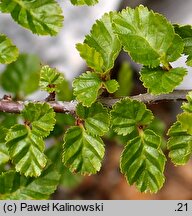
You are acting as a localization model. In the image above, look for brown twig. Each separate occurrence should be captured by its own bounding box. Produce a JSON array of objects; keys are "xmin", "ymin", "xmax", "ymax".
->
[{"xmin": 0, "ymin": 90, "xmax": 189, "ymax": 114}]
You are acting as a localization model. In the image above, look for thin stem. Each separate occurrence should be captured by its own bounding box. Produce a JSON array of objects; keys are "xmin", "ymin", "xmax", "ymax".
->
[{"xmin": 0, "ymin": 90, "xmax": 189, "ymax": 114}]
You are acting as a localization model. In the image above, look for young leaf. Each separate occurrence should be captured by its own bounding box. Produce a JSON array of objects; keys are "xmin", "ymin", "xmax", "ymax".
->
[
  {"xmin": 0, "ymin": 34, "xmax": 19, "ymax": 64},
  {"xmin": 176, "ymin": 91, "xmax": 192, "ymax": 136},
  {"xmin": 73, "ymin": 72, "xmax": 102, "ymax": 107},
  {"xmin": 76, "ymin": 103, "xmax": 110, "ymax": 136},
  {"xmin": 167, "ymin": 122, "xmax": 192, "ymax": 165},
  {"xmin": 121, "ymin": 129, "xmax": 166, "ymax": 193},
  {"xmin": 73, "ymin": 71, "xmax": 120, "ymax": 106},
  {"xmin": 22, "ymin": 103, "xmax": 56, "ymax": 138},
  {"xmin": 103, "ymin": 80, "xmax": 119, "ymax": 93},
  {"xmin": 39, "ymin": 65, "xmax": 64, "ymax": 93},
  {"xmin": 140, "ymin": 67, "xmax": 187, "ymax": 94},
  {"xmin": 0, "ymin": 0, "xmax": 64, "ymax": 36},
  {"xmin": 76, "ymin": 43, "xmax": 104, "ymax": 73},
  {"xmin": 6, "ymin": 125, "xmax": 47, "ymax": 177},
  {"xmin": 111, "ymin": 99, "xmax": 154, "ymax": 136},
  {"xmin": 1, "ymin": 54, "xmax": 41, "ymax": 98},
  {"xmin": 113, "ymin": 5, "xmax": 182, "ymax": 67},
  {"xmin": 81, "ymin": 12, "xmax": 121, "ymax": 72},
  {"xmin": 70, "ymin": 0, "xmax": 98, "ymax": 6},
  {"xmin": 174, "ymin": 25, "xmax": 192, "ymax": 66},
  {"xmin": 63, "ymin": 126, "xmax": 105, "ymax": 175},
  {"xmin": 181, "ymin": 91, "xmax": 192, "ymax": 113},
  {"xmin": 177, "ymin": 113, "xmax": 192, "ymax": 135},
  {"xmin": 0, "ymin": 165, "xmax": 60, "ymax": 199}
]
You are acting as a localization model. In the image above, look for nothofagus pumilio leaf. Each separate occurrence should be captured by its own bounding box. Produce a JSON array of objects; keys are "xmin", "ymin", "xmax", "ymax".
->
[
  {"xmin": 5, "ymin": 103, "xmax": 56, "ymax": 177},
  {"xmin": 140, "ymin": 67, "xmax": 187, "ymax": 95},
  {"xmin": 63, "ymin": 102, "xmax": 110, "ymax": 175},
  {"xmin": 177, "ymin": 91, "xmax": 192, "ymax": 135},
  {"xmin": 77, "ymin": 12, "xmax": 121, "ymax": 73},
  {"xmin": 0, "ymin": 127, "xmax": 9, "ymax": 165},
  {"xmin": 168, "ymin": 91, "xmax": 192, "ymax": 165},
  {"xmin": 73, "ymin": 71, "xmax": 119, "ymax": 106},
  {"xmin": 76, "ymin": 102, "xmax": 110, "ymax": 136},
  {"xmin": 0, "ymin": 0, "xmax": 64, "ymax": 36},
  {"xmin": 121, "ymin": 129, "xmax": 166, "ymax": 193},
  {"xmin": 111, "ymin": 99, "xmax": 166, "ymax": 192},
  {"xmin": 167, "ymin": 122, "xmax": 192, "ymax": 165},
  {"xmin": 0, "ymin": 34, "xmax": 19, "ymax": 64},
  {"xmin": 6, "ymin": 124, "xmax": 47, "ymax": 177},
  {"xmin": 113, "ymin": 5, "xmax": 183, "ymax": 68},
  {"xmin": 63, "ymin": 126, "xmax": 105, "ymax": 175},
  {"xmin": 174, "ymin": 24, "xmax": 192, "ymax": 66},
  {"xmin": 111, "ymin": 98, "xmax": 154, "ymax": 136},
  {"xmin": 0, "ymin": 165, "xmax": 60, "ymax": 200},
  {"xmin": 39, "ymin": 65, "xmax": 64, "ymax": 93}
]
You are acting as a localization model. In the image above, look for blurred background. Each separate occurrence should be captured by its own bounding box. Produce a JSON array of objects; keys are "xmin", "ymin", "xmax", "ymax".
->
[{"xmin": 0, "ymin": 0, "xmax": 192, "ymax": 199}]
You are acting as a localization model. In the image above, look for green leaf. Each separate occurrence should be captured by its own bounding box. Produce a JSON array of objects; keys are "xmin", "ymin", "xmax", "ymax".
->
[
  {"xmin": 73, "ymin": 72, "xmax": 102, "ymax": 107},
  {"xmin": 174, "ymin": 24, "xmax": 192, "ymax": 38},
  {"xmin": 57, "ymin": 79, "xmax": 73, "ymax": 101},
  {"xmin": 177, "ymin": 91, "xmax": 192, "ymax": 136},
  {"xmin": 83, "ymin": 12, "xmax": 121, "ymax": 72},
  {"xmin": 174, "ymin": 25, "xmax": 192, "ymax": 66},
  {"xmin": 103, "ymin": 79, "xmax": 119, "ymax": 93},
  {"xmin": 167, "ymin": 122, "xmax": 192, "ymax": 165},
  {"xmin": 0, "ymin": 165, "xmax": 60, "ymax": 199},
  {"xmin": 0, "ymin": 127, "xmax": 9, "ymax": 165},
  {"xmin": 39, "ymin": 65, "xmax": 64, "ymax": 93},
  {"xmin": 0, "ymin": 34, "xmax": 19, "ymax": 64},
  {"xmin": 115, "ymin": 62, "xmax": 133, "ymax": 97},
  {"xmin": 178, "ymin": 113, "xmax": 192, "ymax": 135},
  {"xmin": 76, "ymin": 43, "xmax": 104, "ymax": 73},
  {"xmin": 63, "ymin": 126, "xmax": 105, "ymax": 175},
  {"xmin": 0, "ymin": 0, "xmax": 63, "ymax": 36},
  {"xmin": 0, "ymin": 114, "xmax": 18, "ymax": 166},
  {"xmin": 181, "ymin": 91, "xmax": 192, "ymax": 113},
  {"xmin": 121, "ymin": 129, "xmax": 166, "ymax": 193},
  {"xmin": 6, "ymin": 125, "xmax": 47, "ymax": 177},
  {"xmin": 147, "ymin": 118, "xmax": 166, "ymax": 149},
  {"xmin": 166, "ymin": 34, "xmax": 184, "ymax": 63},
  {"xmin": 70, "ymin": 0, "xmax": 98, "ymax": 6},
  {"xmin": 183, "ymin": 38, "xmax": 192, "ymax": 66},
  {"xmin": 1, "ymin": 54, "xmax": 40, "ymax": 98},
  {"xmin": 46, "ymin": 143, "xmax": 83, "ymax": 189},
  {"xmin": 0, "ymin": 113, "xmax": 18, "ymax": 129},
  {"xmin": 73, "ymin": 72, "xmax": 121, "ymax": 106},
  {"xmin": 76, "ymin": 103, "xmax": 110, "ymax": 136},
  {"xmin": 113, "ymin": 5, "xmax": 182, "ymax": 67},
  {"xmin": 111, "ymin": 98, "xmax": 154, "ymax": 136},
  {"xmin": 140, "ymin": 67, "xmax": 187, "ymax": 94},
  {"xmin": 22, "ymin": 103, "xmax": 56, "ymax": 138}
]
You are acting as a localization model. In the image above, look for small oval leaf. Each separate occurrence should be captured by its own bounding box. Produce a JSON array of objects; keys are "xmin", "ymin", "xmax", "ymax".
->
[
  {"xmin": 63, "ymin": 126, "xmax": 105, "ymax": 175},
  {"xmin": 111, "ymin": 98, "xmax": 154, "ymax": 136},
  {"xmin": 76, "ymin": 102, "xmax": 110, "ymax": 136},
  {"xmin": 121, "ymin": 129, "xmax": 166, "ymax": 193}
]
